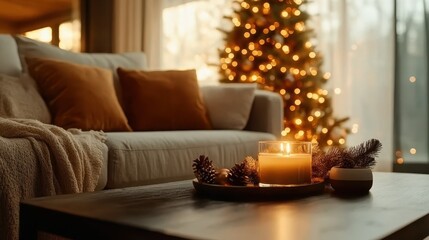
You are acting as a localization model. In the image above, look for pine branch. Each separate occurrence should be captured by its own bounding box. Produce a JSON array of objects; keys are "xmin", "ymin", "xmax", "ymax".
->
[
  {"xmin": 312, "ymin": 147, "xmax": 348, "ymax": 178},
  {"xmin": 312, "ymin": 139, "xmax": 382, "ymax": 178},
  {"xmin": 346, "ymin": 139, "xmax": 382, "ymax": 167}
]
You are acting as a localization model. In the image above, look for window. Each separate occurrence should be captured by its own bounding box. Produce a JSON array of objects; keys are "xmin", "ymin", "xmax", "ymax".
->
[
  {"xmin": 24, "ymin": 20, "xmax": 81, "ymax": 52},
  {"xmin": 394, "ymin": 0, "xmax": 429, "ymax": 173},
  {"xmin": 146, "ymin": 0, "xmax": 232, "ymax": 85}
]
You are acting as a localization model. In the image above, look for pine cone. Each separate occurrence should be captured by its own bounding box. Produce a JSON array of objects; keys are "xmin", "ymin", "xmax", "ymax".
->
[
  {"xmin": 192, "ymin": 155, "xmax": 216, "ymax": 184},
  {"xmin": 243, "ymin": 156, "xmax": 259, "ymax": 185},
  {"xmin": 228, "ymin": 162, "xmax": 249, "ymax": 186}
]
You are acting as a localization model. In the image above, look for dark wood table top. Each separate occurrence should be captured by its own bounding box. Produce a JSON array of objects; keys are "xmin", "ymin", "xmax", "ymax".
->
[{"xmin": 20, "ymin": 172, "xmax": 429, "ymax": 240}]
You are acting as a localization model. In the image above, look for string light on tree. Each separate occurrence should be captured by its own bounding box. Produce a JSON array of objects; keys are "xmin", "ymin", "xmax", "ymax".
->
[{"xmin": 219, "ymin": 0, "xmax": 350, "ymax": 148}]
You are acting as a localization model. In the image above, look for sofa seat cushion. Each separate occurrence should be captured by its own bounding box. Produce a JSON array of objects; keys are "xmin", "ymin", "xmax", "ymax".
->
[{"xmin": 104, "ymin": 130, "xmax": 276, "ymax": 188}]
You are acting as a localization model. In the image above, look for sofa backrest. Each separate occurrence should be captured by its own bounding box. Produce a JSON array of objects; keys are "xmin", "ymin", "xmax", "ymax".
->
[
  {"xmin": 0, "ymin": 34, "xmax": 22, "ymax": 77},
  {"xmin": 14, "ymin": 35, "xmax": 147, "ymax": 102}
]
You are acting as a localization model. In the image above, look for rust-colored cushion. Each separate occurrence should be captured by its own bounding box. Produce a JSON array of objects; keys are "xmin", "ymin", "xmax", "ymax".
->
[
  {"xmin": 117, "ymin": 68, "xmax": 211, "ymax": 131},
  {"xmin": 26, "ymin": 57, "xmax": 132, "ymax": 131}
]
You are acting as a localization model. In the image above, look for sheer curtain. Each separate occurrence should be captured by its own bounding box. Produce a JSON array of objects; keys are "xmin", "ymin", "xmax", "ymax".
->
[
  {"xmin": 142, "ymin": 0, "xmax": 395, "ymax": 171},
  {"xmin": 143, "ymin": 0, "xmax": 231, "ymax": 85},
  {"xmin": 113, "ymin": 0, "xmax": 143, "ymax": 53},
  {"xmin": 309, "ymin": 0, "xmax": 395, "ymax": 171}
]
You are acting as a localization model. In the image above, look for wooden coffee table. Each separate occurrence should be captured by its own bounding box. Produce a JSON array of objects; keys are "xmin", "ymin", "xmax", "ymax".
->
[{"xmin": 20, "ymin": 172, "xmax": 429, "ymax": 240}]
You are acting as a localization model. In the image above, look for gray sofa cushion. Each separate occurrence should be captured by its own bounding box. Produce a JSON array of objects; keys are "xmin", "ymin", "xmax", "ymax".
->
[
  {"xmin": 0, "ymin": 35, "xmax": 22, "ymax": 77},
  {"xmin": 200, "ymin": 84, "xmax": 256, "ymax": 130},
  {"xmin": 0, "ymin": 74, "xmax": 51, "ymax": 123},
  {"xmin": 104, "ymin": 130, "xmax": 276, "ymax": 188}
]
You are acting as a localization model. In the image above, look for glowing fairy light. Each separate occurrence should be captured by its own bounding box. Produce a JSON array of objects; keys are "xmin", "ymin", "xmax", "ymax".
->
[
  {"xmin": 334, "ymin": 88, "xmax": 342, "ymax": 95},
  {"xmin": 282, "ymin": 45, "xmax": 290, "ymax": 53},
  {"xmin": 281, "ymin": 29, "xmax": 289, "ymax": 37},
  {"xmin": 323, "ymin": 72, "xmax": 331, "ymax": 79},
  {"xmin": 232, "ymin": 18, "xmax": 241, "ymax": 27},
  {"xmin": 395, "ymin": 150, "xmax": 402, "ymax": 157},
  {"xmin": 314, "ymin": 111, "xmax": 321, "ymax": 117},
  {"xmin": 248, "ymin": 43, "xmax": 255, "ymax": 50},
  {"xmin": 295, "ymin": 22, "xmax": 305, "ymax": 31},
  {"xmin": 281, "ymin": 10, "xmax": 289, "ymax": 18},
  {"xmin": 241, "ymin": 2, "xmax": 250, "ymax": 9},
  {"xmin": 351, "ymin": 123, "xmax": 359, "ymax": 133}
]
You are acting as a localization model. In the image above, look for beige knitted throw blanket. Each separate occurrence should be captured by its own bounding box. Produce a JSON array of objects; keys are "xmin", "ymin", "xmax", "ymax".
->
[{"xmin": 0, "ymin": 118, "xmax": 106, "ymax": 240}]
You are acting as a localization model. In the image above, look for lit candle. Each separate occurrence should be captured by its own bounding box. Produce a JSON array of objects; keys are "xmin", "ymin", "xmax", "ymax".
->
[{"xmin": 258, "ymin": 141, "xmax": 312, "ymax": 185}]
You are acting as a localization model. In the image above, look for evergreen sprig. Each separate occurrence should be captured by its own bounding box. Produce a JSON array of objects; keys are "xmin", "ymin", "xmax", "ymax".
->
[{"xmin": 312, "ymin": 139, "xmax": 382, "ymax": 178}]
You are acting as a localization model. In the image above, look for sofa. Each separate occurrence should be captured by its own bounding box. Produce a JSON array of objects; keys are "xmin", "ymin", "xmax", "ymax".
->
[{"xmin": 0, "ymin": 34, "xmax": 283, "ymax": 190}]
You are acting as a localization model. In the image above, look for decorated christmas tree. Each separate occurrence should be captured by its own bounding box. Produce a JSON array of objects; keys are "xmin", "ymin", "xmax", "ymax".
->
[{"xmin": 219, "ymin": 0, "xmax": 349, "ymax": 148}]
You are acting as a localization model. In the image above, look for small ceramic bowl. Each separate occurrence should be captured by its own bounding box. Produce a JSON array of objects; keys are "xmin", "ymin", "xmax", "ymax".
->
[{"xmin": 329, "ymin": 166, "xmax": 373, "ymax": 195}]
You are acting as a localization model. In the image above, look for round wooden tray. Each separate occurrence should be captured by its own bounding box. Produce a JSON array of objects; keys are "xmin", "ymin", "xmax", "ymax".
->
[{"xmin": 192, "ymin": 178, "xmax": 325, "ymax": 201}]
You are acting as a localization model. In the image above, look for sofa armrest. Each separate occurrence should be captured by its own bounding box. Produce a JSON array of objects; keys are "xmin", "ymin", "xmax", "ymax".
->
[{"xmin": 245, "ymin": 90, "xmax": 283, "ymax": 138}]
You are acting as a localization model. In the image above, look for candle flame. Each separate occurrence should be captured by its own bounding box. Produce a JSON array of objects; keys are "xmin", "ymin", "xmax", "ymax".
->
[{"xmin": 280, "ymin": 142, "xmax": 291, "ymax": 155}]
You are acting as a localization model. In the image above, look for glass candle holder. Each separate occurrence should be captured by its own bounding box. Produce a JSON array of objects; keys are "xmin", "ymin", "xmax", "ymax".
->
[{"xmin": 258, "ymin": 141, "xmax": 312, "ymax": 185}]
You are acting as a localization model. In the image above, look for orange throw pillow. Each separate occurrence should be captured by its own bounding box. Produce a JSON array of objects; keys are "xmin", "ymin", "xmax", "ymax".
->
[
  {"xmin": 117, "ymin": 68, "xmax": 211, "ymax": 131},
  {"xmin": 26, "ymin": 57, "xmax": 132, "ymax": 132}
]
